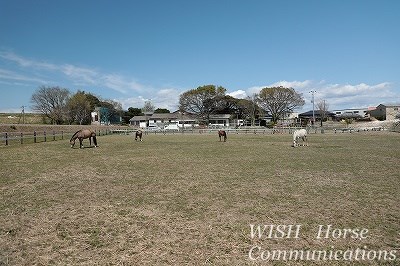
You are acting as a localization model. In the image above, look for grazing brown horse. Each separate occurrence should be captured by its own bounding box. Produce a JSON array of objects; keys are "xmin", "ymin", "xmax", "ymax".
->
[
  {"xmin": 70, "ymin": 129, "xmax": 97, "ymax": 148},
  {"xmin": 218, "ymin": 130, "xmax": 227, "ymax": 142},
  {"xmin": 135, "ymin": 130, "xmax": 143, "ymax": 141}
]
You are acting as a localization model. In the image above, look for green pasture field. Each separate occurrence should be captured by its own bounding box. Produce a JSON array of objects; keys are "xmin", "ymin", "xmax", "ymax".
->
[{"xmin": 0, "ymin": 132, "xmax": 399, "ymax": 265}]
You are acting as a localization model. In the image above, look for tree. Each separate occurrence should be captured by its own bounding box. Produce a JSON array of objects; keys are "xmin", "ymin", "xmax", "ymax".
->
[
  {"xmin": 66, "ymin": 91, "xmax": 92, "ymax": 125},
  {"xmin": 31, "ymin": 86, "xmax": 71, "ymax": 124},
  {"xmin": 142, "ymin": 100, "xmax": 155, "ymax": 115},
  {"xmin": 97, "ymin": 99, "xmax": 122, "ymax": 124},
  {"xmin": 127, "ymin": 107, "xmax": 143, "ymax": 116},
  {"xmin": 256, "ymin": 86, "xmax": 305, "ymax": 124},
  {"xmin": 215, "ymin": 95, "xmax": 239, "ymax": 114},
  {"xmin": 179, "ymin": 85, "xmax": 226, "ymax": 123},
  {"xmin": 122, "ymin": 107, "xmax": 143, "ymax": 124},
  {"xmin": 85, "ymin": 92, "xmax": 101, "ymax": 110},
  {"xmin": 154, "ymin": 108, "xmax": 170, "ymax": 113},
  {"xmin": 316, "ymin": 99, "xmax": 330, "ymax": 127}
]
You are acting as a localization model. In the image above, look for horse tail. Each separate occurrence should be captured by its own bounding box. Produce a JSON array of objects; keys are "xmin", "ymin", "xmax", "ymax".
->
[
  {"xmin": 92, "ymin": 135, "xmax": 97, "ymax": 146},
  {"xmin": 70, "ymin": 130, "xmax": 81, "ymax": 141},
  {"xmin": 90, "ymin": 131, "xmax": 97, "ymax": 146}
]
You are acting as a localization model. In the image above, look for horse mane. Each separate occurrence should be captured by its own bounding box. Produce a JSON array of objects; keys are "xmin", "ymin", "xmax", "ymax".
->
[{"xmin": 70, "ymin": 130, "xmax": 82, "ymax": 141}]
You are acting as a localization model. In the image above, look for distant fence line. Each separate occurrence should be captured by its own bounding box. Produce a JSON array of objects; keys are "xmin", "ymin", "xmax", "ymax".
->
[
  {"xmin": 4, "ymin": 126, "xmax": 384, "ymax": 146},
  {"xmin": 110, "ymin": 127, "xmax": 304, "ymax": 135},
  {"xmin": 391, "ymin": 121, "xmax": 400, "ymax": 133},
  {"xmin": 112, "ymin": 127, "xmax": 315, "ymax": 135},
  {"xmin": 1, "ymin": 129, "xmax": 111, "ymax": 146}
]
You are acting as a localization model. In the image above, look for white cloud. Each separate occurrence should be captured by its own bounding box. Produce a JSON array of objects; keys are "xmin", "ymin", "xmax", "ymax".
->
[
  {"xmin": 117, "ymin": 96, "xmax": 147, "ymax": 110},
  {"xmin": 246, "ymin": 86, "xmax": 264, "ymax": 95},
  {"xmin": 0, "ymin": 68, "xmax": 49, "ymax": 84},
  {"xmin": 268, "ymin": 80, "xmax": 313, "ymax": 90},
  {"xmin": 0, "ymin": 51, "xmax": 147, "ymax": 94},
  {"xmin": 0, "ymin": 51, "xmax": 58, "ymax": 70},
  {"xmin": 288, "ymin": 81, "xmax": 397, "ymax": 111},
  {"xmin": 61, "ymin": 64, "xmax": 98, "ymax": 85},
  {"xmin": 0, "ymin": 51, "xmax": 34, "ymax": 67},
  {"xmin": 154, "ymin": 88, "xmax": 181, "ymax": 110},
  {"xmin": 102, "ymin": 74, "xmax": 147, "ymax": 94},
  {"xmin": 228, "ymin": 90, "xmax": 247, "ymax": 99},
  {"xmin": 236, "ymin": 80, "xmax": 398, "ymax": 111},
  {"xmin": 2, "ymin": 51, "xmax": 397, "ymax": 112},
  {"xmin": 116, "ymin": 88, "xmax": 181, "ymax": 111}
]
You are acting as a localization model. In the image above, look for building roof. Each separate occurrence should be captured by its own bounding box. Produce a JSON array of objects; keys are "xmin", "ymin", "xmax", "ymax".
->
[
  {"xmin": 209, "ymin": 114, "xmax": 231, "ymax": 119},
  {"xmin": 129, "ymin": 112, "xmax": 196, "ymax": 122},
  {"xmin": 377, "ymin": 103, "xmax": 400, "ymax": 108},
  {"xmin": 129, "ymin": 116, "xmax": 147, "ymax": 121},
  {"xmin": 299, "ymin": 110, "xmax": 335, "ymax": 117}
]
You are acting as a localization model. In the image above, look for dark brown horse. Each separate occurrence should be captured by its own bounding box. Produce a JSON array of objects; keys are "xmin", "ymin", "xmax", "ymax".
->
[
  {"xmin": 218, "ymin": 130, "xmax": 227, "ymax": 142},
  {"xmin": 70, "ymin": 129, "xmax": 97, "ymax": 148},
  {"xmin": 135, "ymin": 130, "xmax": 143, "ymax": 141}
]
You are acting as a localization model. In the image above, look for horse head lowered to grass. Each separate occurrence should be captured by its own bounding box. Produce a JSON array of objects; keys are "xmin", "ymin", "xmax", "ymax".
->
[
  {"xmin": 70, "ymin": 129, "xmax": 97, "ymax": 148},
  {"xmin": 135, "ymin": 130, "xmax": 143, "ymax": 141},
  {"xmin": 292, "ymin": 129, "xmax": 308, "ymax": 147}
]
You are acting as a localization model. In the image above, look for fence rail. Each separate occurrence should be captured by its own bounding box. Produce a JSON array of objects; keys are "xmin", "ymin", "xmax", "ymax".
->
[
  {"xmin": 4, "ymin": 126, "xmax": 376, "ymax": 146},
  {"xmin": 1, "ymin": 129, "xmax": 111, "ymax": 146},
  {"xmin": 138, "ymin": 127, "xmax": 314, "ymax": 135}
]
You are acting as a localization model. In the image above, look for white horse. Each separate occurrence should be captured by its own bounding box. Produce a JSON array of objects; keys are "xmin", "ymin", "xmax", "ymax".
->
[{"xmin": 292, "ymin": 129, "xmax": 308, "ymax": 147}]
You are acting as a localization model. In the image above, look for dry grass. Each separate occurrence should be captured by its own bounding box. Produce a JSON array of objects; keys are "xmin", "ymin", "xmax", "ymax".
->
[{"xmin": 0, "ymin": 132, "xmax": 399, "ymax": 265}]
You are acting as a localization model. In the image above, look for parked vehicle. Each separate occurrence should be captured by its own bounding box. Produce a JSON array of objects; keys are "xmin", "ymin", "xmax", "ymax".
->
[
  {"xmin": 164, "ymin": 123, "xmax": 179, "ymax": 131},
  {"xmin": 147, "ymin": 125, "xmax": 162, "ymax": 131}
]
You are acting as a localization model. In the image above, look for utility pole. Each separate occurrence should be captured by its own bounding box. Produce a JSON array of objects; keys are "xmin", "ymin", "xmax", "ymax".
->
[
  {"xmin": 309, "ymin": 90, "xmax": 316, "ymax": 127},
  {"xmin": 19, "ymin": 105, "xmax": 26, "ymax": 124},
  {"xmin": 22, "ymin": 106, "xmax": 25, "ymax": 124}
]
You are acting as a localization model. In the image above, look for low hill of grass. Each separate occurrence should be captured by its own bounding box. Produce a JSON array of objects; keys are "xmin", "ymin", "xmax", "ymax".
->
[{"xmin": 0, "ymin": 113, "xmax": 45, "ymax": 124}]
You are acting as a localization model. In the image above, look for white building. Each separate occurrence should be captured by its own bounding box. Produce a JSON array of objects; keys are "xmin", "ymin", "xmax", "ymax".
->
[{"xmin": 331, "ymin": 108, "xmax": 370, "ymax": 119}]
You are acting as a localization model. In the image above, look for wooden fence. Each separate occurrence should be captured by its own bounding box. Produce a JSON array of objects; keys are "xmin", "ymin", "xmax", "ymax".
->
[
  {"xmin": 1, "ymin": 129, "xmax": 111, "ymax": 146},
  {"xmin": 123, "ymin": 127, "xmax": 316, "ymax": 135},
  {"xmin": 3, "ymin": 127, "xmax": 338, "ymax": 146}
]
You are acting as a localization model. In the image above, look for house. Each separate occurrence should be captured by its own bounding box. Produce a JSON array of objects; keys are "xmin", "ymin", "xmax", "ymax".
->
[
  {"xmin": 91, "ymin": 107, "xmax": 122, "ymax": 125},
  {"xmin": 129, "ymin": 112, "xmax": 233, "ymax": 129},
  {"xmin": 208, "ymin": 114, "xmax": 231, "ymax": 127},
  {"xmin": 331, "ymin": 108, "xmax": 369, "ymax": 119},
  {"xmin": 299, "ymin": 110, "xmax": 336, "ymax": 123},
  {"xmin": 129, "ymin": 112, "xmax": 199, "ymax": 129},
  {"xmin": 369, "ymin": 104, "xmax": 400, "ymax": 120}
]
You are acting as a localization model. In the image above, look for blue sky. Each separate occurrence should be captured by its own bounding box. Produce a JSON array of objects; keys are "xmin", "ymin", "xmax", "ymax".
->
[{"xmin": 1, "ymin": 0, "xmax": 399, "ymax": 113}]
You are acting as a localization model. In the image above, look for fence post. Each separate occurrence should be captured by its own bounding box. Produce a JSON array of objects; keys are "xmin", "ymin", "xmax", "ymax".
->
[
  {"xmin": 5, "ymin": 132, "xmax": 8, "ymax": 146},
  {"xmin": 34, "ymin": 131, "xmax": 37, "ymax": 143},
  {"xmin": 20, "ymin": 132, "xmax": 23, "ymax": 144},
  {"xmin": 53, "ymin": 131, "xmax": 55, "ymax": 141},
  {"xmin": 44, "ymin": 131, "xmax": 47, "ymax": 142}
]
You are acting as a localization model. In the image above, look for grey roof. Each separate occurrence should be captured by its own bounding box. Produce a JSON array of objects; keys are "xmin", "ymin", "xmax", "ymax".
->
[
  {"xmin": 129, "ymin": 116, "xmax": 147, "ymax": 121},
  {"xmin": 377, "ymin": 103, "xmax": 400, "ymax": 107},
  {"xmin": 129, "ymin": 113, "xmax": 196, "ymax": 121},
  {"xmin": 209, "ymin": 114, "xmax": 231, "ymax": 119},
  {"xmin": 299, "ymin": 110, "xmax": 335, "ymax": 117}
]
